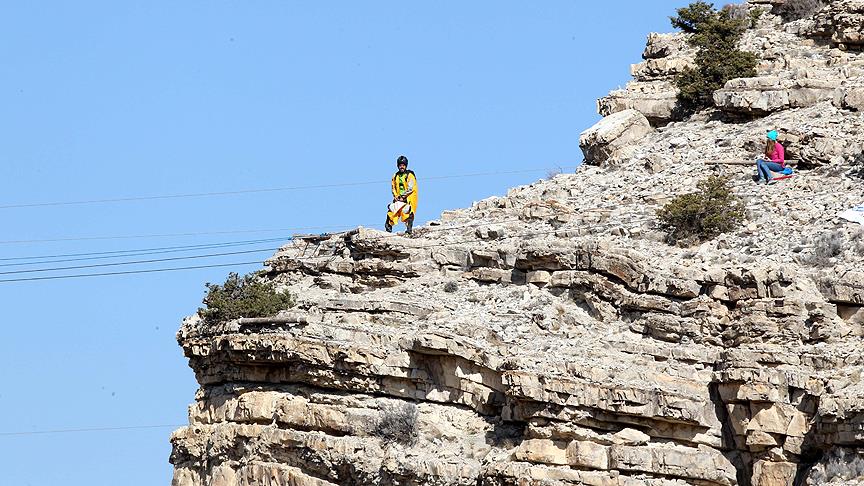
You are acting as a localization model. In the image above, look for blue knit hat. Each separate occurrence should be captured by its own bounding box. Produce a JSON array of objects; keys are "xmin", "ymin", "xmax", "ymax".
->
[{"xmin": 766, "ymin": 130, "xmax": 779, "ymax": 141}]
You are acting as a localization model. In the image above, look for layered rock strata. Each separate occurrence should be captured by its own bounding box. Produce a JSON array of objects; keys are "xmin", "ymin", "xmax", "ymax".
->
[
  {"xmin": 597, "ymin": 32, "xmax": 692, "ymax": 126},
  {"xmin": 171, "ymin": 208, "xmax": 864, "ymax": 485},
  {"xmin": 172, "ymin": 1, "xmax": 864, "ymax": 485},
  {"xmin": 595, "ymin": 0, "xmax": 864, "ymax": 129}
]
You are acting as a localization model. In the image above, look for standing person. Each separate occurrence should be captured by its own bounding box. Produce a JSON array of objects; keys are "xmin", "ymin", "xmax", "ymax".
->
[
  {"xmin": 755, "ymin": 130, "xmax": 786, "ymax": 185},
  {"xmin": 385, "ymin": 155, "xmax": 418, "ymax": 234}
]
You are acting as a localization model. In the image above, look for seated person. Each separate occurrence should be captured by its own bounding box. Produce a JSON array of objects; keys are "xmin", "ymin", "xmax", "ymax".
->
[{"xmin": 755, "ymin": 130, "xmax": 785, "ymax": 185}]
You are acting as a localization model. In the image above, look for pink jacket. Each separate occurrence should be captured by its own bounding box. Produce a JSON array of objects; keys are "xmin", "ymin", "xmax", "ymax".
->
[{"xmin": 768, "ymin": 142, "xmax": 785, "ymax": 168}]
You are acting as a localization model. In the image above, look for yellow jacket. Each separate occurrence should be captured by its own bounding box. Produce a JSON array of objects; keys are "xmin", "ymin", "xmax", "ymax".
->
[{"xmin": 391, "ymin": 170, "xmax": 418, "ymax": 213}]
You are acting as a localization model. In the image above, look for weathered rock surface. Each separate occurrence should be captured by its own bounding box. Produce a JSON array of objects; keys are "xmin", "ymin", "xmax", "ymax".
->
[
  {"xmin": 172, "ymin": 1, "xmax": 864, "ymax": 485},
  {"xmin": 800, "ymin": 0, "xmax": 864, "ymax": 48},
  {"xmin": 597, "ymin": 33, "xmax": 692, "ymax": 126},
  {"xmin": 579, "ymin": 109, "xmax": 653, "ymax": 166},
  {"xmin": 594, "ymin": 1, "xmax": 864, "ymax": 125}
]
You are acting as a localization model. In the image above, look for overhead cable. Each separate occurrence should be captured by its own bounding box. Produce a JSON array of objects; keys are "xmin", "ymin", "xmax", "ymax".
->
[
  {"xmin": 0, "ymin": 236, "xmax": 293, "ymax": 267},
  {"xmin": 0, "ymin": 261, "xmax": 264, "ymax": 283},
  {"xmin": 0, "ymin": 424, "xmax": 184, "ymax": 437},
  {"xmin": 0, "ymin": 216, "xmax": 652, "ymax": 283},
  {"xmin": 0, "ymin": 246, "xmax": 280, "ymax": 275},
  {"xmin": 0, "ymin": 167, "xmax": 577, "ymax": 210}
]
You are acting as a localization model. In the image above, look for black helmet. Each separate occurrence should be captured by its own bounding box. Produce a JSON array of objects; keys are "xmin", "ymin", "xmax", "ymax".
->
[{"xmin": 396, "ymin": 155, "xmax": 408, "ymax": 167}]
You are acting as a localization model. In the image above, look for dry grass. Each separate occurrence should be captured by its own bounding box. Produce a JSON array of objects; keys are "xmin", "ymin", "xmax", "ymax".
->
[
  {"xmin": 801, "ymin": 230, "xmax": 845, "ymax": 266},
  {"xmin": 372, "ymin": 401, "xmax": 418, "ymax": 445},
  {"xmin": 808, "ymin": 449, "xmax": 864, "ymax": 484}
]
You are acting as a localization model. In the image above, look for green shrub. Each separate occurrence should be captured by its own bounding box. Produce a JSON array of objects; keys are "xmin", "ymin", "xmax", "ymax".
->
[
  {"xmin": 657, "ymin": 176, "xmax": 745, "ymax": 245},
  {"xmin": 198, "ymin": 272, "xmax": 294, "ymax": 323},
  {"xmin": 671, "ymin": 2, "xmax": 758, "ymax": 111}
]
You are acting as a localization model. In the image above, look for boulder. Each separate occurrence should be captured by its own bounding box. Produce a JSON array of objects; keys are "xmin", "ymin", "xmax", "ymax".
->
[
  {"xmin": 631, "ymin": 57, "xmax": 694, "ymax": 81},
  {"xmin": 595, "ymin": 31, "xmax": 693, "ymax": 126},
  {"xmin": 597, "ymin": 82, "xmax": 679, "ymax": 125},
  {"xmin": 713, "ymin": 76, "xmax": 789, "ymax": 115},
  {"xmin": 642, "ymin": 32, "xmax": 690, "ymax": 59},
  {"xmin": 579, "ymin": 109, "xmax": 653, "ymax": 166},
  {"xmin": 713, "ymin": 75, "xmax": 839, "ymax": 115},
  {"xmin": 842, "ymin": 86, "xmax": 864, "ymax": 111}
]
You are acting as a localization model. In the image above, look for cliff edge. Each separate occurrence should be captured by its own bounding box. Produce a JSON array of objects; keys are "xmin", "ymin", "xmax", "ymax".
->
[{"xmin": 171, "ymin": 2, "xmax": 864, "ymax": 485}]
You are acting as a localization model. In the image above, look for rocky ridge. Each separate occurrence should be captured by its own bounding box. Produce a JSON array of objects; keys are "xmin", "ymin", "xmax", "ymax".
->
[{"xmin": 171, "ymin": 2, "xmax": 864, "ymax": 485}]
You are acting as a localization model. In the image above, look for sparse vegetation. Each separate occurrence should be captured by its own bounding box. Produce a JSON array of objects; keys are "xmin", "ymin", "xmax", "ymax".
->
[
  {"xmin": 724, "ymin": 2, "xmax": 763, "ymax": 26},
  {"xmin": 657, "ymin": 176, "xmax": 745, "ymax": 246},
  {"xmin": 198, "ymin": 272, "xmax": 295, "ymax": 323},
  {"xmin": 546, "ymin": 167, "xmax": 564, "ymax": 180},
  {"xmin": 444, "ymin": 281, "xmax": 459, "ymax": 293},
  {"xmin": 671, "ymin": 2, "xmax": 758, "ymax": 111},
  {"xmin": 748, "ymin": 7, "xmax": 764, "ymax": 27},
  {"xmin": 373, "ymin": 401, "xmax": 418, "ymax": 445},
  {"xmin": 801, "ymin": 229, "xmax": 864, "ymax": 266},
  {"xmin": 723, "ymin": 3, "xmax": 749, "ymax": 20},
  {"xmin": 802, "ymin": 230, "xmax": 845, "ymax": 266},
  {"xmin": 778, "ymin": 0, "xmax": 826, "ymax": 21},
  {"xmin": 850, "ymin": 152, "xmax": 864, "ymax": 179},
  {"xmin": 807, "ymin": 448, "xmax": 864, "ymax": 484}
]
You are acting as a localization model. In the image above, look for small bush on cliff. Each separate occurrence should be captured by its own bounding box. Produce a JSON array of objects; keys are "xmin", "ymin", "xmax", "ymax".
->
[
  {"xmin": 808, "ymin": 448, "xmax": 864, "ymax": 484},
  {"xmin": 545, "ymin": 166, "xmax": 563, "ymax": 180},
  {"xmin": 724, "ymin": 2, "xmax": 762, "ymax": 26},
  {"xmin": 373, "ymin": 401, "xmax": 418, "ymax": 445},
  {"xmin": 850, "ymin": 152, "xmax": 864, "ymax": 179},
  {"xmin": 778, "ymin": 0, "xmax": 826, "ymax": 21},
  {"xmin": 801, "ymin": 230, "xmax": 864, "ymax": 266},
  {"xmin": 801, "ymin": 230, "xmax": 844, "ymax": 267},
  {"xmin": 671, "ymin": 2, "xmax": 758, "ymax": 111},
  {"xmin": 657, "ymin": 176, "xmax": 744, "ymax": 245},
  {"xmin": 198, "ymin": 272, "xmax": 294, "ymax": 323}
]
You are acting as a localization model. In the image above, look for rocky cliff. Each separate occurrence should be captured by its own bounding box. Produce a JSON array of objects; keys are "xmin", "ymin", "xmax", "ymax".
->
[{"xmin": 170, "ymin": 2, "xmax": 864, "ymax": 485}]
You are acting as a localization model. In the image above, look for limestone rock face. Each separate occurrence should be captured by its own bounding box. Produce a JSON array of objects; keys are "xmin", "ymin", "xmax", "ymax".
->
[
  {"xmin": 600, "ymin": 1, "xmax": 864, "ymax": 124},
  {"xmin": 170, "ymin": 165, "xmax": 864, "ymax": 486},
  {"xmin": 597, "ymin": 33, "xmax": 692, "ymax": 126},
  {"xmin": 171, "ymin": 1, "xmax": 864, "ymax": 485},
  {"xmin": 802, "ymin": 0, "xmax": 864, "ymax": 48},
  {"xmin": 579, "ymin": 109, "xmax": 653, "ymax": 166},
  {"xmin": 598, "ymin": 82, "xmax": 681, "ymax": 127}
]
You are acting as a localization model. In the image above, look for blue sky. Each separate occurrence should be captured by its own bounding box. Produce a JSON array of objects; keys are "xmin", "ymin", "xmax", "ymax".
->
[{"xmin": 0, "ymin": 1, "xmax": 687, "ymax": 484}]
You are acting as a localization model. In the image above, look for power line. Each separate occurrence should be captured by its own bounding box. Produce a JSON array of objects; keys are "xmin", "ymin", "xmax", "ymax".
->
[
  {"xmin": 0, "ymin": 236, "xmax": 293, "ymax": 267},
  {"xmin": 1, "ymin": 181, "xmax": 858, "ymax": 247},
  {"xmin": 0, "ymin": 224, "xmax": 358, "ymax": 246},
  {"xmin": 0, "ymin": 217, "xmax": 520, "ymax": 276},
  {"xmin": 0, "ymin": 216, "xmax": 653, "ymax": 283},
  {"xmin": 0, "ymin": 424, "xmax": 184, "ymax": 437},
  {"xmin": 0, "ymin": 181, "xmax": 858, "ymax": 277},
  {"xmin": 0, "ymin": 246, "xmax": 280, "ymax": 276},
  {"xmin": 0, "ymin": 167, "xmax": 577, "ymax": 211},
  {"xmin": 0, "ymin": 165, "xmax": 855, "ymax": 250},
  {"xmin": 0, "ymin": 178, "xmax": 855, "ymax": 277},
  {"xmin": 0, "ymin": 260, "xmax": 264, "ymax": 283}
]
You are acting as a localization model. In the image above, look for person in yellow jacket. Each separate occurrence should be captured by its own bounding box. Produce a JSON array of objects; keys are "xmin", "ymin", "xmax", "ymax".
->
[{"xmin": 385, "ymin": 155, "xmax": 418, "ymax": 234}]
